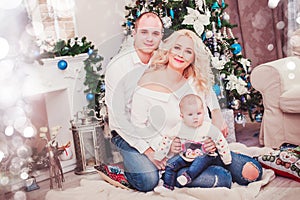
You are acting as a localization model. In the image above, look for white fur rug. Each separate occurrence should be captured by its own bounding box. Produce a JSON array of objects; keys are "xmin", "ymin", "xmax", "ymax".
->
[{"xmin": 45, "ymin": 143, "xmax": 276, "ymax": 200}]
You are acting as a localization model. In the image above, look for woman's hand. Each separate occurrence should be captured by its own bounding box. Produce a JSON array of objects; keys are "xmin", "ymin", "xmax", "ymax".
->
[
  {"xmin": 144, "ymin": 148, "xmax": 167, "ymax": 170},
  {"xmin": 211, "ymin": 109, "xmax": 229, "ymax": 137},
  {"xmin": 203, "ymin": 137, "xmax": 217, "ymax": 154},
  {"xmin": 170, "ymin": 137, "xmax": 181, "ymax": 154}
]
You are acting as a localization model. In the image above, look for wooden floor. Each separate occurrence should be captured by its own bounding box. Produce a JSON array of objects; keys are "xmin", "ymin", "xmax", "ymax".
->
[{"xmin": 3, "ymin": 122, "xmax": 261, "ymax": 200}]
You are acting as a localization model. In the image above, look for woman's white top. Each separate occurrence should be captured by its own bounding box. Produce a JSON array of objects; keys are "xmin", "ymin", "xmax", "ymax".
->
[{"xmin": 130, "ymin": 79, "xmax": 220, "ymax": 152}]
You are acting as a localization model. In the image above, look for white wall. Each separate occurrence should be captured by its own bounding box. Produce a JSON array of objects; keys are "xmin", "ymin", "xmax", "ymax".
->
[{"xmin": 74, "ymin": 0, "xmax": 126, "ymax": 69}]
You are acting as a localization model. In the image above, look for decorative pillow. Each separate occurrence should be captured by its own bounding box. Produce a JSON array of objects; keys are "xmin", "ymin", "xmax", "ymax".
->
[{"xmin": 257, "ymin": 143, "xmax": 300, "ymax": 182}]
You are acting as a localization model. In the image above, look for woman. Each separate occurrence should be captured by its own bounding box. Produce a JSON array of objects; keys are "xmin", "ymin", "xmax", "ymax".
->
[{"xmin": 130, "ymin": 29, "xmax": 263, "ymax": 189}]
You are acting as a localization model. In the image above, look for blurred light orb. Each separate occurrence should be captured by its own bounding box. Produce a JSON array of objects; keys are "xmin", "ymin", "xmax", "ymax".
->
[
  {"xmin": 14, "ymin": 191, "xmax": 27, "ymax": 200},
  {"xmin": 17, "ymin": 145, "xmax": 32, "ymax": 158},
  {"xmin": 0, "ymin": 0, "xmax": 22, "ymax": 9},
  {"xmin": 287, "ymin": 61, "xmax": 296, "ymax": 70},
  {"xmin": 0, "ymin": 59, "xmax": 14, "ymax": 81},
  {"xmin": 276, "ymin": 21, "xmax": 285, "ymax": 30},
  {"xmin": 0, "ymin": 176, "xmax": 9, "ymax": 186},
  {"xmin": 14, "ymin": 116, "xmax": 28, "ymax": 132},
  {"xmin": 11, "ymin": 136, "xmax": 23, "ymax": 148},
  {"xmin": 0, "ymin": 37, "xmax": 9, "ymax": 59},
  {"xmin": 297, "ymin": 16, "xmax": 300, "ymax": 24},
  {"xmin": 0, "ymin": 83, "xmax": 22, "ymax": 109},
  {"xmin": 26, "ymin": 22, "xmax": 44, "ymax": 36},
  {"xmin": 0, "ymin": 151, "xmax": 5, "ymax": 162},
  {"xmin": 9, "ymin": 163, "xmax": 21, "ymax": 175},
  {"xmin": 267, "ymin": 44, "xmax": 274, "ymax": 51},
  {"xmin": 220, "ymin": 73, "xmax": 226, "ymax": 79},
  {"xmin": 5, "ymin": 106, "xmax": 26, "ymax": 123},
  {"xmin": 20, "ymin": 172, "xmax": 29, "ymax": 180},
  {"xmin": 288, "ymin": 73, "xmax": 295, "ymax": 80},
  {"xmin": 223, "ymin": 12, "xmax": 230, "ymax": 21},
  {"xmin": 268, "ymin": 0, "xmax": 280, "ymax": 9},
  {"xmin": 5, "ymin": 125, "xmax": 14, "ymax": 136},
  {"xmin": 23, "ymin": 126, "xmax": 35, "ymax": 138}
]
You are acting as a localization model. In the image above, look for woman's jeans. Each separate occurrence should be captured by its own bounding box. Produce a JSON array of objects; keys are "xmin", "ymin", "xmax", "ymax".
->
[{"xmin": 111, "ymin": 134, "xmax": 262, "ymax": 192}]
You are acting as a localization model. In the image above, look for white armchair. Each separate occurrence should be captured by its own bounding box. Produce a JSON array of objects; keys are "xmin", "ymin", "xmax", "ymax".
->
[{"xmin": 250, "ymin": 56, "xmax": 300, "ymax": 148}]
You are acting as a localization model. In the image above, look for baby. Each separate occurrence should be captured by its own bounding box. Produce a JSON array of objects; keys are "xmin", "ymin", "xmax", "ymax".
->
[{"xmin": 154, "ymin": 94, "xmax": 231, "ymax": 191}]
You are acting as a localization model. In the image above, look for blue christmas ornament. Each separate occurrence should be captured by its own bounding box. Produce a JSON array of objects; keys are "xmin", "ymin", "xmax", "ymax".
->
[
  {"xmin": 217, "ymin": 17, "xmax": 221, "ymax": 28},
  {"xmin": 213, "ymin": 84, "xmax": 221, "ymax": 96},
  {"xmin": 222, "ymin": 0, "xmax": 225, "ymax": 8},
  {"xmin": 57, "ymin": 60, "xmax": 68, "ymax": 70},
  {"xmin": 201, "ymin": 32, "xmax": 206, "ymax": 41},
  {"xmin": 86, "ymin": 93, "xmax": 94, "ymax": 101},
  {"xmin": 241, "ymin": 96, "xmax": 246, "ymax": 103},
  {"xmin": 170, "ymin": 8, "xmax": 174, "ymax": 19},
  {"xmin": 212, "ymin": 2, "xmax": 220, "ymax": 10},
  {"xmin": 87, "ymin": 48, "xmax": 93, "ymax": 55},
  {"xmin": 100, "ymin": 84, "xmax": 105, "ymax": 92},
  {"xmin": 231, "ymin": 43, "xmax": 242, "ymax": 54},
  {"xmin": 127, "ymin": 20, "xmax": 132, "ymax": 27},
  {"xmin": 247, "ymin": 82, "xmax": 251, "ymax": 89},
  {"xmin": 255, "ymin": 113, "xmax": 263, "ymax": 123}
]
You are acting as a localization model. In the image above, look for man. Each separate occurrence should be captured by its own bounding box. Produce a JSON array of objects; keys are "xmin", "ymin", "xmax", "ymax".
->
[
  {"xmin": 103, "ymin": 12, "xmax": 227, "ymax": 192},
  {"xmin": 104, "ymin": 12, "xmax": 168, "ymax": 192}
]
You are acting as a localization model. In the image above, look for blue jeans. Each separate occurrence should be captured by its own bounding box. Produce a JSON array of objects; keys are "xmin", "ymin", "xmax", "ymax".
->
[
  {"xmin": 163, "ymin": 154, "xmax": 217, "ymax": 189},
  {"xmin": 174, "ymin": 151, "xmax": 263, "ymax": 188},
  {"xmin": 111, "ymin": 135, "xmax": 232, "ymax": 192}
]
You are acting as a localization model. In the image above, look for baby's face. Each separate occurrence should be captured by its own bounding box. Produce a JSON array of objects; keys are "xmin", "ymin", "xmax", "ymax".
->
[{"xmin": 181, "ymin": 103, "xmax": 204, "ymax": 128}]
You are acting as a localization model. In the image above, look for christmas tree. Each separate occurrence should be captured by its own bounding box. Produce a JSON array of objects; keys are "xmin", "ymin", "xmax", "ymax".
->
[{"xmin": 122, "ymin": 0, "xmax": 264, "ymax": 122}]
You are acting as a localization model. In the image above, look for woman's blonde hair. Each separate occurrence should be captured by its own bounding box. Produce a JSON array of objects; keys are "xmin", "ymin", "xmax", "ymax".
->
[{"xmin": 149, "ymin": 29, "xmax": 214, "ymax": 93}]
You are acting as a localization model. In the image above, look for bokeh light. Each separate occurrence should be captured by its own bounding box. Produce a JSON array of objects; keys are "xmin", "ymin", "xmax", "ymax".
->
[
  {"xmin": 287, "ymin": 61, "xmax": 296, "ymax": 70},
  {"xmin": 5, "ymin": 125, "xmax": 14, "ymax": 136},
  {"xmin": 26, "ymin": 21, "xmax": 44, "ymax": 37},
  {"xmin": 296, "ymin": 15, "xmax": 300, "ymax": 24},
  {"xmin": 288, "ymin": 73, "xmax": 295, "ymax": 80},
  {"xmin": 17, "ymin": 145, "xmax": 32, "ymax": 158},
  {"xmin": 23, "ymin": 126, "xmax": 35, "ymax": 138},
  {"xmin": 0, "ymin": 37, "xmax": 10, "ymax": 59},
  {"xmin": 267, "ymin": 44, "xmax": 274, "ymax": 51},
  {"xmin": 0, "ymin": 176, "xmax": 9, "ymax": 186},
  {"xmin": 0, "ymin": 0, "xmax": 23, "ymax": 10},
  {"xmin": 0, "ymin": 59, "xmax": 15, "ymax": 81},
  {"xmin": 268, "ymin": 0, "xmax": 280, "ymax": 9},
  {"xmin": 11, "ymin": 135, "xmax": 24, "ymax": 148},
  {"xmin": 14, "ymin": 116, "xmax": 28, "ymax": 133},
  {"xmin": 0, "ymin": 81, "xmax": 22, "ymax": 110},
  {"xmin": 0, "ymin": 151, "xmax": 5, "ymax": 162},
  {"xmin": 13, "ymin": 190, "xmax": 27, "ymax": 200},
  {"xmin": 20, "ymin": 171, "xmax": 29, "ymax": 180},
  {"xmin": 276, "ymin": 21, "xmax": 285, "ymax": 30}
]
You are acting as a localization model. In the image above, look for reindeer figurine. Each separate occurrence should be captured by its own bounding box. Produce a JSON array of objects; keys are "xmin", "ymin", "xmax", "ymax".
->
[{"xmin": 40, "ymin": 126, "xmax": 66, "ymax": 190}]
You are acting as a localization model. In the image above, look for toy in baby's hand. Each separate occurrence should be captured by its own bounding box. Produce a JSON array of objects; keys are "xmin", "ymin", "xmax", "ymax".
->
[{"xmin": 182, "ymin": 142, "xmax": 206, "ymax": 159}]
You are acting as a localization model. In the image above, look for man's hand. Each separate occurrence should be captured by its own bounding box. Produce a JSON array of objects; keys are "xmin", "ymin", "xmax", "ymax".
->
[{"xmin": 144, "ymin": 148, "xmax": 167, "ymax": 170}]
